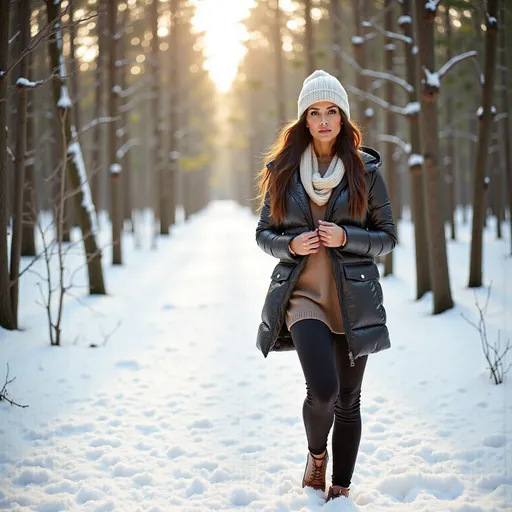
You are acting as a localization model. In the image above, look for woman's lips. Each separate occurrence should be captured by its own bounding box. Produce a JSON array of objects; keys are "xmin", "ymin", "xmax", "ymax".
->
[{"xmin": 318, "ymin": 129, "xmax": 331, "ymax": 133}]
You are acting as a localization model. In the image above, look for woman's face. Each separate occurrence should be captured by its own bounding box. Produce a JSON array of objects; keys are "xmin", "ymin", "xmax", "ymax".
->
[{"xmin": 305, "ymin": 101, "xmax": 342, "ymax": 143}]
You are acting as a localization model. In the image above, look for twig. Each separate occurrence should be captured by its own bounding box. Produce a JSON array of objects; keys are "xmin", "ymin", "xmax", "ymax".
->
[{"xmin": 0, "ymin": 364, "xmax": 29, "ymax": 408}]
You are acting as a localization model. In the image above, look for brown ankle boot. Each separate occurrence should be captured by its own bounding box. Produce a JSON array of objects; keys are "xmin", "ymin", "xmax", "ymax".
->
[
  {"xmin": 326, "ymin": 484, "xmax": 350, "ymax": 501},
  {"xmin": 302, "ymin": 450, "xmax": 328, "ymax": 491}
]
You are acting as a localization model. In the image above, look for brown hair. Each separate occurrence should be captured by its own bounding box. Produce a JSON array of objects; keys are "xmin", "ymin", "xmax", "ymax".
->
[{"xmin": 256, "ymin": 108, "xmax": 367, "ymax": 225}]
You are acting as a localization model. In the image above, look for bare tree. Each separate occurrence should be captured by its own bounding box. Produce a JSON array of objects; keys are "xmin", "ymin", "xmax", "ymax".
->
[
  {"xmin": 21, "ymin": 51, "xmax": 36, "ymax": 258},
  {"xmin": 330, "ymin": 0, "xmax": 343, "ymax": 80},
  {"xmin": 45, "ymin": 0, "xmax": 106, "ymax": 294},
  {"xmin": 382, "ymin": 0, "xmax": 397, "ymax": 277},
  {"xmin": 107, "ymin": 0, "xmax": 122, "ymax": 264},
  {"xmin": 90, "ymin": 0, "xmax": 106, "ymax": 212},
  {"xmin": 469, "ymin": 0, "xmax": 499, "ymax": 288},
  {"xmin": 304, "ymin": 0, "xmax": 315, "ymax": 74},
  {"xmin": 444, "ymin": 7, "xmax": 456, "ymax": 241},
  {"xmin": 0, "ymin": 0, "xmax": 15, "ymax": 330},
  {"xmin": 499, "ymin": 0, "xmax": 512, "ymax": 255},
  {"xmin": 167, "ymin": 0, "xmax": 179, "ymax": 229},
  {"xmin": 399, "ymin": 0, "xmax": 430, "ymax": 299},
  {"xmin": 414, "ymin": 0, "xmax": 453, "ymax": 313},
  {"xmin": 273, "ymin": 0, "xmax": 286, "ymax": 128},
  {"xmin": 9, "ymin": 0, "xmax": 30, "ymax": 328}
]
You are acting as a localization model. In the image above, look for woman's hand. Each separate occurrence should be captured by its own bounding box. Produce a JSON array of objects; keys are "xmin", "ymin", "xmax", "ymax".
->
[
  {"xmin": 318, "ymin": 220, "xmax": 346, "ymax": 247},
  {"xmin": 289, "ymin": 230, "xmax": 321, "ymax": 255}
]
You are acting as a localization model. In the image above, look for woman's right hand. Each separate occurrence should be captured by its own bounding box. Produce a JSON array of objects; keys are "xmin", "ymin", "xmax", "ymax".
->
[{"xmin": 289, "ymin": 230, "xmax": 321, "ymax": 255}]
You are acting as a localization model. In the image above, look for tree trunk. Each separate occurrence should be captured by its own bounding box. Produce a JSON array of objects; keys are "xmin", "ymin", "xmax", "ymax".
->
[
  {"xmin": 107, "ymin": 0, "xmax": 122, "ymax": 264},
  {"xmin": 274, "ymin": 0, "xmax": 286, "ymax": 128},
  {"xmin": 469, "ymin": 0, "xmax": 499, "ymax": 288},
  {"xmin": 330, "ymin": 0, "xmax": 342, "ymax": 80},
  {"xmin": 45, "ymin": 0, "xmax": 106, "ymax": 294},
  {"xmin": 91, "ymin": 0, "xmax": 106, "ymax": 213},
  {"xmin": 400, "ymin": 0, "xmax": 430, "ymax": 299},
  {"xmin": 0, "ymin": 0, "xmax": 15, "ymax": 329},
  {"xmin": 21, "ymin": 51, "xmax": 36, "ymax": 257},
  {"xmin": 167, "ymin": 0, "xmax": 179, "ymax": 228},
  {"xmin": 9, "ymin": 0, "xmax": 30, "ymax": 328},
  {"xmin": 383, "ymin": 0, "xmax": 397, "ymax": 277},
  {"xmin": 352, "ymin": 0, "xmax": 371, "ymax": 140},
  {"xmin": 69, "ymin": 0, "xmax": 81, "ymax": 135},
  {"xmin": 414, "ymin": 0, "xmax": 453, "ymax": 313},
  {"xmin": 444, "ymin": 8, "xmax": 456, "ymax": 240},
  {"xmin": 120, "ymin": 8, "xmax": 132, "ymax": 225},
  {"xmin": 304, "ymin": 0, "xmax": 315, "ymax": 74},
  {"xmin": 499, "ymin": 0, "xmax": 512, "ymax": 254}
]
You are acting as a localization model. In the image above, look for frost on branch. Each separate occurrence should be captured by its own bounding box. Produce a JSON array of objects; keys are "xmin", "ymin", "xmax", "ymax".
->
[
  {"xmin": 68, "ymin": 129, "xmax": 98, "ymax": 235},
  {"xmin": 352, "ymin": 36, "xmax": 364, "ymax": 46}
]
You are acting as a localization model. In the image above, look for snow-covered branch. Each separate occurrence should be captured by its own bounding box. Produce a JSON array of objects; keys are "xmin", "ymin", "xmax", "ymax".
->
[
  {"xmin": 116, "ymin": 138, "xmax": 140, "ymax": 160},
  {"xmin": 377, "ymin": 134, "xmax": 411, "ymax": 154},
  {"xmin": 345, "ymin": 84, "xmax": 408, "ymax": 116},
  {"xmin": 438, "ymin": 51, "xmax": 478, "ymax": 80},
  {"xmin": 364, "ymin": 20, "xmax": 413, "ymax": 45},
  {"xmin": 79, "ymin": 116, "xmax": 118, "ymax": 135},
  {"xmin": 335, "ymin": 49, "xmax": 414, "ymax": 93},
  {"xmin": 16, "ymin": 77, "xmax": 47, "ymax": 89}
]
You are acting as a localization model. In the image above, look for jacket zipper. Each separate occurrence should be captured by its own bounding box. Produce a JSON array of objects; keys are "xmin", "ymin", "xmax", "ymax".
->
[
  {"xmin": 328, "ymin": 251, "xmax": 356, "ymax": 367},
  {"xmin": 293, "ymin": 177, "xmax": 355, "ymax": 366}
]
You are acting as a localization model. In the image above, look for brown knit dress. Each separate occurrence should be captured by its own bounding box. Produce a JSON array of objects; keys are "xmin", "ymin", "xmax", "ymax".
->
[{"xmin": 285, "ymin": 157, "xmax": 344, "ymax": 334}]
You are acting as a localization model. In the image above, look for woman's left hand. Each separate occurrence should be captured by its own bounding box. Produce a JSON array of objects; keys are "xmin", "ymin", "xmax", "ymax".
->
[{"xmin": 318, "ymin": 220, "xmax": 346, "ymax": 247}]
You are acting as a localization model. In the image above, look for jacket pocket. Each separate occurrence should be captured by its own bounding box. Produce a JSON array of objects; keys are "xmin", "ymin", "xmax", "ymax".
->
[
  {"xmin": 271, "ymin": 264, "xmax": 295, "ymax": 282},
  {"xmin": 342, "ymin": 263, "xmax": 385, "ymax": 328},
  {"xmin": 343, "ymin": 263, "xmax": 380, "ymax": 282}
]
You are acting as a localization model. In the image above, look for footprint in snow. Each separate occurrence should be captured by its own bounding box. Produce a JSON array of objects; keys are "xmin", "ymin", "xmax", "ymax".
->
[
  {"xmin": 189, "ymin": 418, "xmax": 214, "ymax": 429},
  {"xmin": 116, "ymin": 360, "xmax": 141, "ymax": 371},
  {"xmin": 483, "ymin": 434, "xmax": 506, "ymax": 448}
]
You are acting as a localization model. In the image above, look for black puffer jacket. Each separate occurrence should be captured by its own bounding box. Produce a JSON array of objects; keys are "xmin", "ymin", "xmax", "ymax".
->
[{"xmin": 255, "ymin": 146, "xmax": 396, "ymax": 366}]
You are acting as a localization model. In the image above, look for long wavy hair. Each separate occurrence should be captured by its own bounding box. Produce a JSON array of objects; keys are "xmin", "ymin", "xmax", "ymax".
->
[{"xmin": 256, "ymin": 108, "xmax": 367, "ymax": 225}]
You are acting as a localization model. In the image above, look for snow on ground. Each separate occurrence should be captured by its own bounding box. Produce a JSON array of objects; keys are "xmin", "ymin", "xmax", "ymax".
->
[{"xmin": 0, "ymin": 201, "xmax": 511, "ymax": 512}]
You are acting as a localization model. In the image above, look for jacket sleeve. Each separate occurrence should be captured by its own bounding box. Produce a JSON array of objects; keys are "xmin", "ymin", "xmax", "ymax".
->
[
  {"xmin": 338, "ymin": 168, "xmax": 397, "ymax": 257},
  {"xmin": 255, "ymin": 191, "xmax": 301, "ymax": 263}
]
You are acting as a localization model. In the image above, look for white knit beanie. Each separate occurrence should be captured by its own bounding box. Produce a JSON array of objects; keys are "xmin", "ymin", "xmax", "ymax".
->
[{"xmin": 297, "ymin": 70, "xmax": 350, "ymax": 120}]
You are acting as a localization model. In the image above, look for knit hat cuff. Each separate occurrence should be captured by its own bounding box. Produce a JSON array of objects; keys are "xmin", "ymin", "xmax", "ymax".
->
[{"xmin": 298, "ymin": 89, "xmax": 350, "ymax": 120}]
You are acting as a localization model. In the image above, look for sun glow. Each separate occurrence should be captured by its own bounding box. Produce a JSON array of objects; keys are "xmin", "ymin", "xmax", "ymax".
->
[{"xmin": 192, "ymin": 0, "xmax": 254, "ymax": 92}]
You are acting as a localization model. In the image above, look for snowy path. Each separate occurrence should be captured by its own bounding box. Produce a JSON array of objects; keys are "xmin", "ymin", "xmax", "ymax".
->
[{"xmin": 1, "ymin": 201, "xmax": 511, "ymax": 511}]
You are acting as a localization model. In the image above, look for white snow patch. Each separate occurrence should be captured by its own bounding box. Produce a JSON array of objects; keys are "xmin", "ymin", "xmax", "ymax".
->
[
  {"xmin": 365, "ymin": 107, "xmax": 375, "ymax": 118},
  {"xmin": 398, "ymin": 15, "xmax": 412, "ymax": 25},
  {"xmin": 352, "ymin": 36, "xmax": 364, "ymax": 45},
  {"xmin": 405, "ymin": 101, "xmax": 420, "ymax": 115},
  {"xmin": 16, "ymin": 77, "xmax": 39, "ymax": 88},
  {"xmin": 424, "ymin": 68, "xmax": 440, "ymax": 87},
  {"xmin": 425, "ymin": 0, "xmax": 440, "ymax": 12},
  {"xmin": 408, "ymin": 153, "xmax": 424, "ymax": 167},
  {"xmin": 110, "ymin": 163, "xmax": 122, "ymax": 174}
]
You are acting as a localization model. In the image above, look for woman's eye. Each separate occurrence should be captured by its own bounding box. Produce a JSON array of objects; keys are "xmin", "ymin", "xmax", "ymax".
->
[
  {"xmin": 311, "ymin": 111, "xmax": 318, "ymax": 115},
  {"xmin": 329, "ymin": 110, "xmax": 337, "ymax": 114}
]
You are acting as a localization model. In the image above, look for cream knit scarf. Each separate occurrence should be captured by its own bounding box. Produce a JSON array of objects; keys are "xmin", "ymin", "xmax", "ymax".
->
[{"xmin": 299, "ymin": 143, "xmax": 345, "ymax": 206}]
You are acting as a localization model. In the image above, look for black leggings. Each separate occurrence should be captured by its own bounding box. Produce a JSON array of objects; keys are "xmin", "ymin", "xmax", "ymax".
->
[{"xmin": 290, "ymin": 319, "xmax": 368, "ymax": 488}]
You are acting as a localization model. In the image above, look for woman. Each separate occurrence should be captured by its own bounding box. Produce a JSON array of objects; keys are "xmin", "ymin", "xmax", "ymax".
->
[{"xmin": 255, "ymin": 70, "xmax": 396, "ymax": 502}]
